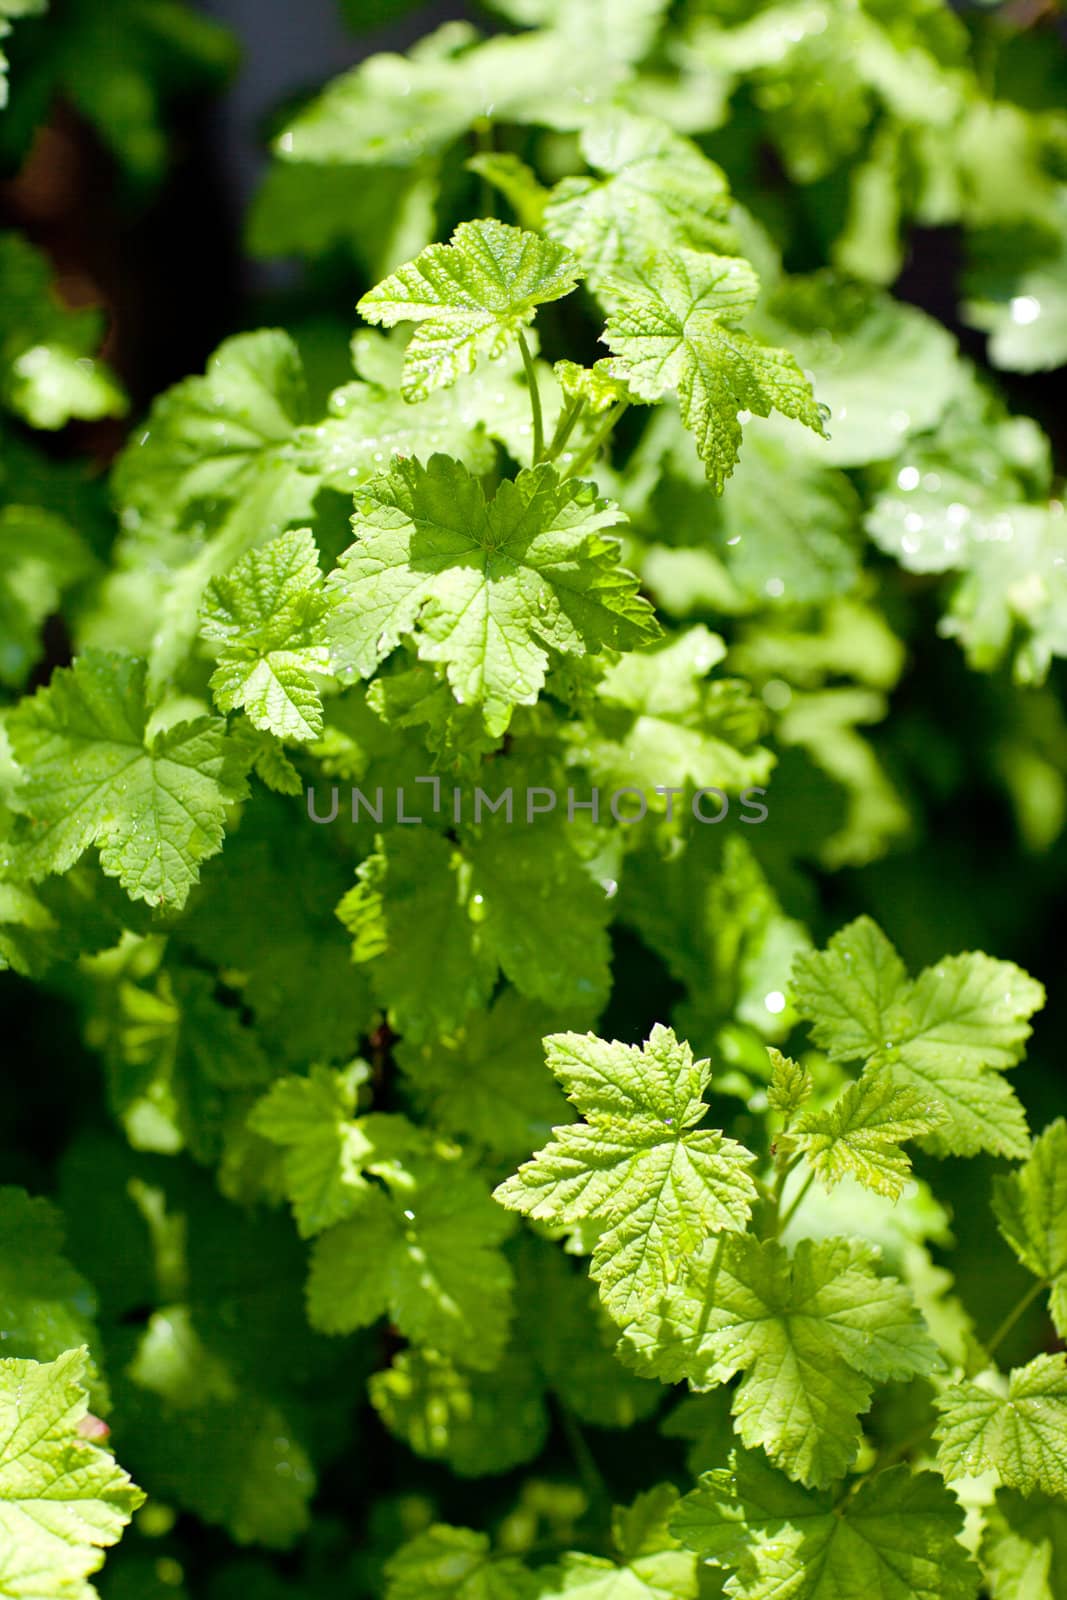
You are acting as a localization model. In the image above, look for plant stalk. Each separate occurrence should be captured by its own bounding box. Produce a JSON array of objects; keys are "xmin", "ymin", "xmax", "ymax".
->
[
  {"xmin": 517, "ymin": 330, "xmax": 545, "ymax": 464},
  {"xmin": 564, "ymin": 399, "xmax": 629, "ymax": 479},
  {"xmin": 986, "ymin": 1277, "xmax": 1048, "ymax": 1358},
  {"xmin": 777, "ymin": 1171, "xmax": 816, "ymax": 1235}
]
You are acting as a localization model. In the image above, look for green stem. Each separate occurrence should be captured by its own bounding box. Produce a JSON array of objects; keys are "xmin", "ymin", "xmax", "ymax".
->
[
  {"xmin": 986, "ymin": 1278, "xmax": 1048, "ymax": 1359},
  {"xmin": 518, "ymin": 330, "xmax": 545, "ymax": 465},
  {"xmin": 767, "ymin": 1151, "xmax": 799, "ymax": 1219},
  {"xmin": 564, "ymin": 399, "xmax": 629, "ymax": 479},
  {"xmin": 545, "ymin": 395, "xmax": 586, "ymax": 462},
  {"xmin": 777, "ymin": 1170, "xmax": 815, "ymax": 1236}
]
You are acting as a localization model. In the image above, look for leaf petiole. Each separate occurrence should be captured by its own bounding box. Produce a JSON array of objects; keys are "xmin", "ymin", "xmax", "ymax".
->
[
  {"xmin": 777, "ymin": 1170, "xmax": 816, "ymax": 1235},
  {"xmin": 545, "ymin": 394, "xmax": 586, "ymax": 462},
  {"xmin": 985, "ymin": 1277, "xmax": 1049, "ymax": 1358},
  {"xmin": 517, "ymin": 329, "xmax": 545, "ymax": 464},
  {"xmin": 564, "ymin": 399, "xmax": 629, "ymax": 479}
]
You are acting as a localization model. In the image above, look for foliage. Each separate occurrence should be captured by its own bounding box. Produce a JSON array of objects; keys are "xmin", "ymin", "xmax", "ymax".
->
[{"xmin": 1, "ymin": 1, "xmax": 1067, "ymax": 1597}]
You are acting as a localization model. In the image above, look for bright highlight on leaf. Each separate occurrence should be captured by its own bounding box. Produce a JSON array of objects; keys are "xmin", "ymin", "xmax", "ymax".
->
[
  {"xmin": 544, "ymin": 110, "xmax": 736, "ymax": 285},
  {"xmin": 201, "ymin": 527, "xmax": 331, "ymax": 741},
  {"xmin": 357, "ymin": 220, "xmax": 583, "ymax": 400},
  {"xmin": 5, "ymin": 650, "xmax": 247, "ymax": 908},
  {"xmin": 601, "ymin": 249, "xmax": 826, "ymax": 490},
  {"xmin": 672, "ymin": 1454, "xmax": 979, "ymax": 1600},
  {"xmin": 621, "ymin": 1233, "xmax": 939, "ymax": 1486},
  {"xmin": 325, "ymin": 455, "xmax": 657, "ymax": 734},
  {"xmin": 248, "ymin": 1062, "xmax": 373, "ymax": 1238},
  {"xmin": 791, "ymin": 916, "xmax": 1044, "ymax": 1159},
  {"xmin": 308, "ymin": 1163, "xmax": 515, "ymax": 1370},
  {"xmin": 0, "ymin": 1348, "xmax": 144, "ymax": 1600},
  {"xmin": 495, "ymin": 1025, "xmax": 758, "ymax": 1330},
  {"xmin": 935, "ymin": 1355, "xmax": 1067, "ymax": 1497},
  {"xmin": 782, "ymin": 1067, "xmax": 947, "ymax": 1199}
]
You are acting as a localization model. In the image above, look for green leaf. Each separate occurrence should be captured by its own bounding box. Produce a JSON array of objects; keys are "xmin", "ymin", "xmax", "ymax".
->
[
  {"xmin": 325, "ymin": 456, "xmax": 656, "ymax": 735},
  {"xmin": 0, "ymin": 1348, "xmax": 143, "ymax": 1599},
  {"xmin": 273, "ymin": 19, "xmax": 641, "ymax": 172},
  {"xmin": 0, "ymin": 233, "xmax": 125, "ymax": 430},
  {"xmin": 514, "ymin": 1237, "xmax": 661, "ymax": 1431},
  {"xmin": 993, "ymin": 1119, "xmax": 1067, "ymax": 1339},
  {"xmin": 339, "ymin": 808, "xmax": 614, "ymax": 1039},
  {"xmin": 620, "ymin": 1234, "xmax": 939, "ymax": 1487},
  {"xmin": 542, "ymin": 1486, "xmax": 699, "ymax": 1600},
  {"xmin": 467, "ymin": 152, "xmax": 549, "ymax": 231},
  {"xmin": 601, "ymin": 250, "xmax": 826, "ymax": 491},
  {"xmin": 553, "ymin": 359, "xmax": 631, "ymax": 415},
  {"xmin": 308, "ymin": 1158, "xmax": 514, "ymax": 1369},
  {"xmin": 864, "ymin": 391, "xmax": 1050, "ymax": 577},
  {"xmin": 782, "ymin": 1067, "xmax": 947, "ymax": 1200},
  {"xmin": 395, "ymin": 990, "xmax": 571, "ymax": 1161},
  {"xmin": 113, "ymin": 329, "xmax": 310, "ymax": 536},
  {"xmin": 791, "ymin": 917, "xmax": 1043, "ymax": 1159},
  {"xmin": 370, "ymin": 1236, "xmax": 659, "ymax": 1478},
  {"xmin": 291, "ymin": 344, "xmax": 498, "ymax": 491},
  {"xmin": 96, "ymin": 964, "xmax": 274, "ymax": 1163},
  {"xmin": 571, "ymin": 625, "xmax": 774, "ymax": 799},
  {"xmin": 116, "ymin": 1306, "xmax": 315, "ymax": 1550},
  {"xmin": 963, "ymin": 198, "xmax": 1067, "ymax": 374},
  {"xmin": 490, "ymin": 0, "xmax": 669, "ymax": 62},
  {"xmin": 0, "ymin": 1189, "xmax": 105, "ymax": 1407},
  {"xmin": 274, "ymin": 22, "xmax": 481, "ymax": 168},
  {"xmin": 766, "ymin": 1049, "xmax": 813, "ymax": 1119},
  {"xmin": 981, "ymin": 1490, "xmax": 1067, "ymax": 1600},
  {"xmin": 629, "ymin": 404, "xmax": 862, "ymax": 611},
  {"xmin": 708, "ymin": 424, "xmax": 863, "ymax": 606},
  {"xmin": 763, "ymin": 274, "xmax": 967, "ymax": 467},
  {"xmin": 201, "ymin": 528, "xmax": 331, "ymax": 742},
  {"xmin": 247, "ymin": 1064, "xmax": 373, "ymax": 1239},
  {"xmin": 357, "ymin": 220, "xmax": 582, "ymax": 401},
  {"xmin": 105, "ymin": 331, "xmax": 323, "ymax": 689},
  {"xmin": 692, "ymin": 0, "xmax": 969, "ymax": 188},
  {"xmin": 672, "ymin": 1454, "xmax": 978, "ymax": 1600},
  {"xmin": 179, "ymin": 792, "xmax": 376, "ymax": 1066},
  {"xmin": 338, "ymin": 826, "xmax": 497, "ymax": 1041},
  {"xmin": 619, "ymin": 831, "xmax": 811, "ymax": 1048},
  {"xmin": 248, "ymin": 156, "xmax": 439, "ymax": 280},
  {"xmin": 0, "ymin": 505, "xmax": 95, "ymax": 688},
  {"xmin": 369, "ymin": 1347, "xmax": 549, "ymax": 1479},
  {"xmin": 495, "ymin": 1025, "xmax": 757, "ymax": 1330},
  {"xmin": 935, "ymin": 1355, "xmax": 1067, "ymax": 1497},
  {"xmin": 937, "ymin": 505, "xmax": 1067, "ymax": 687},
  {"xmin": 543, "ymin": 110, "xmax": 735, "ymax": 285},
  {"xmin": 5, "ymin": 651, "xmax": 247, "ymax": 909},
  {"xmin": 231, "ymin": 724, "xmax": 303, "ymax": 795},
  {"xmin": 861, "ymin": 386, "xmax": 1067, "ymax": 684},
  {"xmin": 385, "ymin": 1525, "xmax": 538, "ymax": 1600}
]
